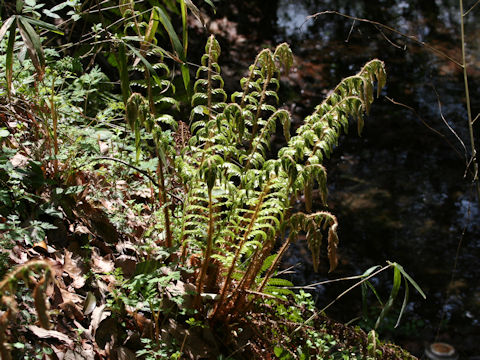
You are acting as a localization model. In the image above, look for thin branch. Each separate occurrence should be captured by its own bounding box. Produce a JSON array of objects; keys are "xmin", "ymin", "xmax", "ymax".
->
[
  {"xmin": 345, "ymin": 19, "xmax": 355, "ymax": 43},
  {"xmin": 385, "ymin": 96, "xmax": 465, "ymax": 161},
  {"xmin": 459, "ymin": 0, "xmax": 480, "ymax": 201},
  {"xmin": 374, "ymin": 24, "xmax": 405, "ymax": 50},
  {"xmin": 472, "ymin": 113, "xmax": 480, "ymax": 124},
  {"xmin": 305, "ymin": 11, "xmax": 463, "ymax": 68},
  {"xmin": 292, "ymin": 264, "xmax": 392, "ymax": 334},
  {"xmin": 286, "ymin": 273, "xmax": 377, "ymax": 290},
  {"xmin": 464, "ymin": 0, "xmax": 480, "ymax": 16},
  {"xmin": 431, "ymin": 85, "xmax": 468, "ymax": 161}
]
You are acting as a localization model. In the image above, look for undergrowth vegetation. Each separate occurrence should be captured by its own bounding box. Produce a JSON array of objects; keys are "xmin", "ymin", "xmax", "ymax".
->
[{"xmin": 0, "ymin": 1, "xmax": 421, "ymax": 359}]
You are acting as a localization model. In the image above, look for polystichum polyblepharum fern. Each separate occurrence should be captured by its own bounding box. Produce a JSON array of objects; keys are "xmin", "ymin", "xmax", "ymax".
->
[{"xmin": 126, "ymin": 35, "xmax": 386, "ymax": 322}]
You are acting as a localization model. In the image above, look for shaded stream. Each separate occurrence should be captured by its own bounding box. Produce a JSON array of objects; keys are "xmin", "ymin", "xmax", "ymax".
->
[
  {"xmin": 207, "ymin": 0, "xmax": 480, "ymax": 357},
  {"xmin": 274, "ymin": 1, "xmax": 480, "ymax": 358}
]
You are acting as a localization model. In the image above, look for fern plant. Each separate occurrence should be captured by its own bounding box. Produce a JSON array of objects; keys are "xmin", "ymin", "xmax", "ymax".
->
[{"xmin": 128, "ymin": 34, "xmax": 386, "ymax": 322}]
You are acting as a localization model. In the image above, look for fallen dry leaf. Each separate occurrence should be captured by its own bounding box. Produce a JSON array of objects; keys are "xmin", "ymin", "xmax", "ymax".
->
[
  {"xmin": 63, "ymin": 249, "xmax": 86, "ymax": 289},
  {"xmin": 10, "ymin": 153, "xmax": 29, "ymax": 167},
  {"xmin": 89, "ymin": 304, "xmax": 110, "ymax": 336},
  {"xmin": 91, "ymin": 250, "xmax": 114, "ymax": 274},
  {"xmin": 83, "ymin": 292, "xmax": 97, "ymax": 315},
  {"xmin": 115, "ymin": 346, "xmax": 136, "ymax": 360},
  {"xmin": 60, "ymin": 301, "xmax": 84, "ymax": 321},
  {"xmin": 28, "ymin": 325, "xmax": 74, "ymax": 346}
]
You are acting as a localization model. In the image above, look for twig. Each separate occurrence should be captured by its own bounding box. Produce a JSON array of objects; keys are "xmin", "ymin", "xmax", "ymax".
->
[
  {"xmin": 88, "ymin": 157, "xmax": 184, "ymax": 204},
  {"xmin": 385, "ymin": 96, "xmax": 464, "ymax": 161},
  {"xmin": 431, "ymin": 86, "xmax": 468, "ymax": 161},
  {"xmin": 305, "ymin": 11, "xmax": 463, "ymax": 68},
  {"xmin": 464, "ymin": 0, "xmax": 480, "ymax": 16},
  {"xmin": 459, "ymin": 0, "xmax": 480, "ymax": 202},
  {"xmin": 91, "ymin": 156, "xmax": 158, "ymax": 185},
  {"xmin": 345, "ymin": 20, "xmax": 355, "ymax": 43},
  {"xmin": 291, "ymin": 264, "xmax": 392, "ymax": 334}
]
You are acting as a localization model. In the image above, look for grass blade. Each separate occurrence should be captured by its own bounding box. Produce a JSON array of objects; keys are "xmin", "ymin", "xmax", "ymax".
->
[
  {"xmin": 395, "ymin": 280, "xmax": 409, "ymax": 328},
  {"xmin": 117, "ymin": 42, "xmax": 130, "ymax": 105},
  {"xmin": 184, "ymin": 0, "xmax": 205, "ymax": 27},
  {"xmin": 365, "ymin": 280, "xmax": 384, "ymax": 306},
  {"xmin": 374, "ymin": 265, "xmax": 401, "ymax": 329}
]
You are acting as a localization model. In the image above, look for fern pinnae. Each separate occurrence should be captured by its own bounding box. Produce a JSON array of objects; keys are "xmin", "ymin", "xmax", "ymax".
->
[
  {"xmin": 239, "ymin": 49, "xmax": 270, "ymax": 108},
  {"xmin": 244, "ymin": 109, "xmax": 291, "ymax": 170},
  {"xmin": 256, "ymin": 234, "xmax": 291, "ymax": 294},
  {"xmin": 212, "ymin": 180, "xmax": 272, "ymax": 317},
  {"xmin": 194, "ymin": 182, "xmax": 215, "ymax": 307}
]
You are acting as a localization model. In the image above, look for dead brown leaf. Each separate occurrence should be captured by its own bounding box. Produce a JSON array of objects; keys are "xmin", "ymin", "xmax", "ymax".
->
[
  {"xmin": 91, "ymin": 250, "xmax": 114, "ymax": 274},
  {"xmin": 63, "ymin": 249, "xmax": 86, "ymax": 289},
  {"xmin": 28, "ymin": 325, "xmax": 74, "ymax": 347}
]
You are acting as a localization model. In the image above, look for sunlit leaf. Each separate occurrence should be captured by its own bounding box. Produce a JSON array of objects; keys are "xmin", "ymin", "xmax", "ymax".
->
[{"xmin": 0, "ymin": 16, "xmax": 15, "ymax": 42}]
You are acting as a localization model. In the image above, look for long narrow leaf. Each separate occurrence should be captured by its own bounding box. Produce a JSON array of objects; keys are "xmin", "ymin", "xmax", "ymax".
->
[
  {"xmin": 181, "ymin": 63, "xmax": 191, "ymax": 96},
  {"xmin": 393, "ymin": 262, "xmax": 426, "ymax": 299},
  {"xmin": 0, "ymin": 16, "xmax": 15, "ymax": 43},
  {"xmin": 180, "ymin": 0, "xmax": 188, "ymax": 54},
  {"xmin": 365, "ymin": 280, "xmax": 383, "ymax": 306},
  {"xmin": 362, "ymin": 265, "xmax": 382, "ymax": 278},
  {"xmin": 391, "ymin": 265, "xmax": 401, "ymax": 299},
  {"xmin": 374, "ymin": 266, "xmax": 401, "ymax": 329},
  {"xmin": 203, "ymin": 0, "xmax": 215, "ymax": 9},
  {"xmin": 5, "ymin": 25, "xmax": 16, "ymax": 96},
  {"xmin": 395, "ymin": 280, "xmax": 409, "ymax": 328},
  {"xmin": 144, "ymin": 8, "xmax": 160, "ymax": 45},
  {"xmin": 17, "ymin": 16, "xmax": 45, "ymax": 75},
  {"xmin": 23, "ymin": 17, "xmax": 64, "ymax": 35},
  {"xmin": 184, "ymin": 0, "xmax": 205, "ymax": 27},
  {"xmin": 154, "ymin": 6, "xmax": 184, "ymax": 60},
  {"xmin": 117, "ymin": 42, "xmax": 130, "ymax": 105},
  {"xmin": 361, "ymin": 282, "xmax": 368, "ymax": 319}
]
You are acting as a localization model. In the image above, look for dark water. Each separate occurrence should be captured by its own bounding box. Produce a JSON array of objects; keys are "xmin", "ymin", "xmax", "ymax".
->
[
  {"xmin": 272, "ymin": 0, "xmax": 480, "ymax": 358},
  {"xmin": 208, "ymin": 0, "xmax": 480, "ymax": 357}
]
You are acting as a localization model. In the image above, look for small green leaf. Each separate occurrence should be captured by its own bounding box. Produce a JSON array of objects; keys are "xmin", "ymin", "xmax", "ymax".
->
[
  {"xmin": 42, "ymin": 9, "xmax": 60, "ymax": 19},
  {"xmin": 16, "ymin": 0, "xmax": 24, "ymax": 13},
  {"xmin": 274, "ymin": 346, "xmax": 284, "ymax": 357}
]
